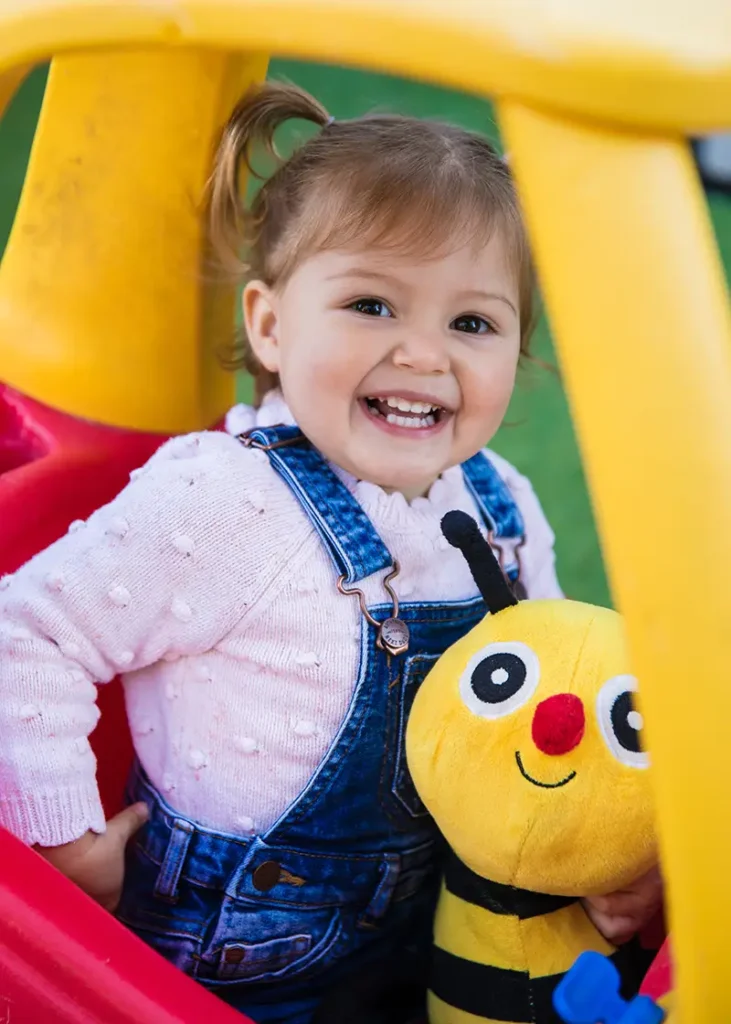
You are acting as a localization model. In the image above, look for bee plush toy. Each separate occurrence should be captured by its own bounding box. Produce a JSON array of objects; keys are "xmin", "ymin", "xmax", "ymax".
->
[{"xmin": 405, "ymin": 511, "xmax": 658, "ymax": 1024}]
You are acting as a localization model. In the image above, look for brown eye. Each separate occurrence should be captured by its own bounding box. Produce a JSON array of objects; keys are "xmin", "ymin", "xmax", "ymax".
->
[
  {"xmin": 451, "ymin": 314, "xmax": 494, "ymax": 335},
  {"xmin": 350, "ymin": 298, "xmax": 392, "ymax": 318}
]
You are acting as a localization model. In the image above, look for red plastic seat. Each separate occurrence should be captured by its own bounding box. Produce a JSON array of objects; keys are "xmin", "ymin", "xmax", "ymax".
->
[{"xmin": 0, "ymin": 389, "xmax": 248, "ymax": 1023}]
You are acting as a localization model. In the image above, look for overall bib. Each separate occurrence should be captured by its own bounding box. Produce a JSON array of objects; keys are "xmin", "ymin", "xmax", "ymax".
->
[{"xmin": 117, "ymin": 427, "xmax": 524, "ymax": 1024}]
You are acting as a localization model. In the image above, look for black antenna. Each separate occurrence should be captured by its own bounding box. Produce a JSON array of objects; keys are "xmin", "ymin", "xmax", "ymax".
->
[{"xmin": 441, "ymin": 510, "xmax": 518, "ymax": 614}]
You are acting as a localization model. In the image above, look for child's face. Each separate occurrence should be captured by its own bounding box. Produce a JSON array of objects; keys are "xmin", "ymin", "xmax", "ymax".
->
[{"xmin": 244, "ymin": 236, "xmax": 522, "ymax": 499}]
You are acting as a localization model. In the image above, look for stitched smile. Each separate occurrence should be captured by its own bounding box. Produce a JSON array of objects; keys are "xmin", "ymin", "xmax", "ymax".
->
[{"xmin": 515, "ymin": 751, "xmax": 576, "ymax": 789}]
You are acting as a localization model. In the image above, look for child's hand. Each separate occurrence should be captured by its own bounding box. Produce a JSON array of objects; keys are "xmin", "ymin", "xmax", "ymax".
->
[
  {"xmin": 582, "ymin": 864, "xmax": 663, "ymax": 945},
  {"xmin": 35, "ymin": 802, "xmax": 149, "ymax": 913}
]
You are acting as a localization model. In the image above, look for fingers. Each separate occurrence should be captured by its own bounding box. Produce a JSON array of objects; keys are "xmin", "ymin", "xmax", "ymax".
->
[
  {"xmin": 582, "ymin": 868, "xmax": 665, "ymax": 946},
  {"xmin": 586, "ymin": 891, "xmax": 645, "ymax": 918},
  {"xmin": 106, "ymin": 801, "xmax": 149, "ymax": 845},
  {"xmin": 101, "ymin": 889, "xmax": 124, "ymax": 914},
  {"xmin": 586, "ymin": 864, "xmax": 664, "ymax": 919},
  {"xmin": 583, "ymin": 900, "xmax": 633, "ymax": 943},
  {"xmin": 584, "ymin": 901, "xmax": 638, "ymax": 945}
]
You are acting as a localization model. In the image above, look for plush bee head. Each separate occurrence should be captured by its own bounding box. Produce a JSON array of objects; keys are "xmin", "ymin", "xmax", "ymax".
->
[{"xmin": 406, "ymin": 511, "xmax": 656, "ymax": 896}]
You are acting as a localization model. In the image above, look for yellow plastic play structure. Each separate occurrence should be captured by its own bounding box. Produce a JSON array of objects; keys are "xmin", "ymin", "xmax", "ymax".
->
[{"xmin": 1, "ymin": 1, "xmax": 731, "ymax": 1021}]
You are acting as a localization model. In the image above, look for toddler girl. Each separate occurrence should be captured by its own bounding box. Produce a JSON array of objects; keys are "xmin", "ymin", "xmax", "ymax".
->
[{"xmin": 0, "ymin": 82, "xmax": 618, "ymax": 1024}]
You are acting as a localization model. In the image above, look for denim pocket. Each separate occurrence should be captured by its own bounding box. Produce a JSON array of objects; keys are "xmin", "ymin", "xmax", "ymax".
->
[
  {"xmin": 203, "ymin": 907, "xmax": 343, "ymax": 986},
  {"xmin": 216, "ymin": 933, "xmax": 312, "ymax": 981},
  {"xmin": 387, "ymin": 653, "xmax": 440, "ymax": 821}
]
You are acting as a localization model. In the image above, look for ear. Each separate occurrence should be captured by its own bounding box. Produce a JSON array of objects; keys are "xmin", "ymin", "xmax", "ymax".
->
[{"xmin": 242, "ymin": 280, "xmax": 281, "ymax": 374}]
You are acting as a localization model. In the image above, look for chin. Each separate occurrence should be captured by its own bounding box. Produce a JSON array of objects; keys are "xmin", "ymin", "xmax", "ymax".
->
[
  {"xmin": 369, "ymin": 466, "xmax": 439, "ymax": 498},
  {"xmin": 338, "ymin": 442, "xmax": 446, "ymax": 496}
]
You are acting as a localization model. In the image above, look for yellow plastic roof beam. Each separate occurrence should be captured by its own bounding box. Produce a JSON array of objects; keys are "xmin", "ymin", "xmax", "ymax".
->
[
  {"xmin": 0, "ymin": 0, "xmax": 730, "ymax": 132},
  {"xmin": 0, "ymin": 49, "xmax": 268, "ymax": 432},
  {"xmin": 500, "ymin": 99, "xmax": 731, "ymax": 1023}
]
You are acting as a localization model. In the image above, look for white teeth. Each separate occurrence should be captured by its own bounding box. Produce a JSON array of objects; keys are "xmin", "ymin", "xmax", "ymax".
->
[
  {"xmin": 378, "ymin": 396, "xmax": 438, "ymax": 414},
  {"xmin": 385, "ymin": 413, "xmax": 436, "ymax": 429},
  {"xmin": 365, "ymin": 396, "xmax": 442, "ymax": 429}
]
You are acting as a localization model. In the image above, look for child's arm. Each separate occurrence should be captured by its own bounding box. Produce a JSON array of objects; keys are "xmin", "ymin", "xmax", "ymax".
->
[{"xmin": 0, "ymin": 432, "xmax": 276, "ymax": 857}]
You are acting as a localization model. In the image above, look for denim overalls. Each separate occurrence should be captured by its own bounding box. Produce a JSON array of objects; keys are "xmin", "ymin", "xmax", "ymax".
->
[{"xmin": 117, "ymin": 427, "xmax": 524, "ymax": 1024}]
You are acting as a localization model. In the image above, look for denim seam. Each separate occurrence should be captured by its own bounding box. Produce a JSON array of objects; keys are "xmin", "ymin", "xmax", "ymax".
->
[{"xmin": 391, "ymin": 655, "xmax": 440, "ymax": 821}]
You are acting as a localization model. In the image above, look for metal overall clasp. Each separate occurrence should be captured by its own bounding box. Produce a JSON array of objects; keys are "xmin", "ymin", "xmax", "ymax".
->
[
  {"xmin": 489, "ymin": 530, "xmax": 528, "ymax": 601},
  {"xmin": 337, "ymin": 564, "xmax": 410, "ymax": 658},
  {"xmin": 237, "ymin": 428, "xmax": 306, "ymax": 452}
]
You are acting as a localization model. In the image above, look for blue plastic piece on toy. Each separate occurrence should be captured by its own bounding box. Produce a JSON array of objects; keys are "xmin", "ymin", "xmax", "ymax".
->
[{"xmin": 553, "ymin": 951, "xmax": 665, "ymax": 1024}]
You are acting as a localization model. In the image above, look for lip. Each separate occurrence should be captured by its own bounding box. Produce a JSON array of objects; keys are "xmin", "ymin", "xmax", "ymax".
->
[
  {"xmin": 515, "ymin": 751, "xmax": 576, "ymax": 789},
  {"xmin": 357, "ymin": 397, "xmax": 451, "ymax": 439},
  {"xmin": 360, "ymin": 389, "xmax": 456, "ymax": 414}
]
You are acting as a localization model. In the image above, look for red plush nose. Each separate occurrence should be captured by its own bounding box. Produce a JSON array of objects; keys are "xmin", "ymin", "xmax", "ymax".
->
[{"xmin": 531, "ymin": 693, "xmax": 585, "ymax": 756}]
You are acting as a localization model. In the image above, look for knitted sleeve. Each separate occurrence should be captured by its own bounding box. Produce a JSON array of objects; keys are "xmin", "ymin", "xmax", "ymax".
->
[
  {"xmin": 483, "ymin": 449, "xmax": 563, "ymax": 600},
  {"xmin": 0, "ymin": 431, "xmax": 292, "ymax": 846}
]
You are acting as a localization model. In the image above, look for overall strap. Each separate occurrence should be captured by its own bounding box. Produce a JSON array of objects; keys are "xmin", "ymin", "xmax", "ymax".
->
[
  {"xmin": 239, "ymin": 425, "xmax": 393, "ymax": 584},
  {"xmin": 461, "ymin": 451, "xmax": 525, "ymax": 540}
]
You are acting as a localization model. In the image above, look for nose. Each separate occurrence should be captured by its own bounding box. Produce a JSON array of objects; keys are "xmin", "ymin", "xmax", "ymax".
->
[
  {"xmin": 392, "ymin": 333, "xmax": 449, "ymax": 375},
  {"xmin": 531, "ymin": 693, "xmax": 585, "ymax": 756}
]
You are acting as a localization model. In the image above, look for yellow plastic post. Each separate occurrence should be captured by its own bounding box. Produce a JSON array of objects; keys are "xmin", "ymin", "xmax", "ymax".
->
[
  {"xmin": 0, "ymin": 49, "xmax": 268, "ymax": 432},
  {"xmin": 500, "ymin": 100, "xmax": 731, "ymax": 1022}
]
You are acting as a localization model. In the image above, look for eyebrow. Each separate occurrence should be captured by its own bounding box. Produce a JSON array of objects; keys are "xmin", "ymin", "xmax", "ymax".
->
[
  {"xmin": 326, "ymin": 268, "xmax": 394, "ymax": 284},
  {"xmin": 454, "ymin": 289, "xmax": 518, "ymax": 317},
  {"xmin": 327, "ymin": 270, "xmax": 518, "ymax": 318}
]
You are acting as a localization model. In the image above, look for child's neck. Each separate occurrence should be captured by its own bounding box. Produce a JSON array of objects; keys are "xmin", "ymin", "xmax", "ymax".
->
[{"xmin": 370, "ymin": 478, "xmax": 439, "ymax": 503}]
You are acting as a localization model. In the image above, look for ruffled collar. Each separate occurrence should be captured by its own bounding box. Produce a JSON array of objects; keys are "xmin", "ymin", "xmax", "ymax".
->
[{"xmin": 225, "ymin": 391, "xmax": 468, "ymax": 532}]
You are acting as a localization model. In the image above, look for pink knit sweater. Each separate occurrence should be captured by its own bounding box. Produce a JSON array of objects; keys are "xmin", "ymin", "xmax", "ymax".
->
[{"xmin": 0, "ymin": 394, "xmax": 561, "ymax": 847}]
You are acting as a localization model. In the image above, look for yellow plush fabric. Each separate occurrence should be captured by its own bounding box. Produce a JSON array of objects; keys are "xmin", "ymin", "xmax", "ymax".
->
[{"xmin": 405, "ymin": 597, "xmax": 657, "ymax": 1022}]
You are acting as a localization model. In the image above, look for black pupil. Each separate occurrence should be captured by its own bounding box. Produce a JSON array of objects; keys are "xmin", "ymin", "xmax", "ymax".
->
[
  {"xmin": 455, "ymin": 315, "xmax": 482, "ymax": 333},
  {"xmin": 354, "ymin": 299, "xmax": 384, "ymax": 316},
  {"xmin": 611, "ymin": 691, "xmax": 643, "ymax": 753},
  {"xmin": 471, "ymin": 652, "xmax": 526, "ymax": 704}
]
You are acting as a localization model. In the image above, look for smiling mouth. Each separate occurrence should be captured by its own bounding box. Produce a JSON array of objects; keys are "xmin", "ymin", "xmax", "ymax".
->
[
  {"xmin": 515, "ymin": 751, "xmax": 576, "ymax": 789},
  {"xmin": 361, "ymin": 395, "xmax": 449, "ymax": 430}
]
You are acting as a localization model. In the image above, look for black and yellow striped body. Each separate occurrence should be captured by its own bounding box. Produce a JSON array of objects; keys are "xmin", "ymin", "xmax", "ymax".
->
[{"xmin": 428, "ymin": 855, "xmax": 652, "ymax": 1024}]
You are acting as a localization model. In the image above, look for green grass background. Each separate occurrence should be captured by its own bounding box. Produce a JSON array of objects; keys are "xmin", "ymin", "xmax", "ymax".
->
[{"xmin": 2, "ymin": 62, "xmax": 730, "ymax": 606}]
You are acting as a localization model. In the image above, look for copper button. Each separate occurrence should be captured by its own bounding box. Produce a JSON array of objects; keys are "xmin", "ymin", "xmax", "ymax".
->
[
  {"xmin": 224, "ymin": 946, "xmax": 246, "ymax": 964},
  {"xmin": 252, "ymin": 860, "xmax": 281, "ymax": 892}
]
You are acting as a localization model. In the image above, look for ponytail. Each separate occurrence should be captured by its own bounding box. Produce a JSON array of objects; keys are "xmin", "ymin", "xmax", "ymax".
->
[{"xmin": 209, "ymin": 81, "xmax": 330, "ymax": 278}]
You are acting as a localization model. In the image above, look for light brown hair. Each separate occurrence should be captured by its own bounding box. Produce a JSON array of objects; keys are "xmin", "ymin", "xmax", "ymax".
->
[{"xmin": 209, "ymin": 81, "xmax": 536, "ymax": 396}]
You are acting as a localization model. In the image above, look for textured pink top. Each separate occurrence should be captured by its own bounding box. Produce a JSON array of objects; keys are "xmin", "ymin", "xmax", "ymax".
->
[{"xmin": 0, "ymin": 394, "xmax": 561, "ymax": 847}]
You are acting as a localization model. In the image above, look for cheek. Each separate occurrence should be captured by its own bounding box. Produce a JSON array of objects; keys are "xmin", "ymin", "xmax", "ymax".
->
[
  {"xmin": 287, "ymin": 334, "xmax": 373, "ymax": 408},
  {"xmin": 461, "ymin": 351, "xmax": 519, "ymax": 418}
]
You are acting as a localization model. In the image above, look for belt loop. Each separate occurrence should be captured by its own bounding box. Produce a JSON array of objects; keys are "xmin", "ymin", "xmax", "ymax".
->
[
  {"xmin": 358, "ymin": 856, "xmax": 400, "ymax": 929},
  {"xmin": 154, "ymin": 818, "xmax": 195, "ymax": 902}
]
